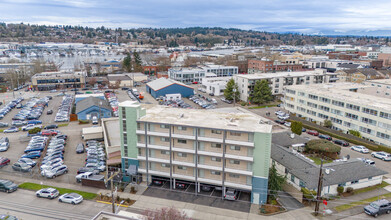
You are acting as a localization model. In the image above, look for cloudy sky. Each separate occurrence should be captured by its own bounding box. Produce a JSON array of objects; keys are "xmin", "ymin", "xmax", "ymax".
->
[{"xmin": 1, "ymin": 0, "xmax": 391, "ymax": 35}]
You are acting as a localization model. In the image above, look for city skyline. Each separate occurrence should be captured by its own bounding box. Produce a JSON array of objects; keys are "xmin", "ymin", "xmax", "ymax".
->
[{"xmin": 1, "ymin": 0, "xmax": 391, "ymax": 36}]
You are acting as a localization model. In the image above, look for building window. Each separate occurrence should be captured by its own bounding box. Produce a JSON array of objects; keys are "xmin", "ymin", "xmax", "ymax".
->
[
  {"xmin": 160, "ymin": 124, "xmax": 169, "ymax": 129},
  {"xmin": 284, "ymin": 168, "xmax": 288, "ymax": 174},
  {"xmin": 338, "ymin": 183, "xmax": 346, "ymax": 187},
  {"xmin": 308, "ymin": 94, "xmax": 318, "ymax": 100},
  {"xmin": 123, "ymin": 121, "xmax": 127, "ymax": 131},
  {"xmin": 161, "ymin": 137, "xmax": 170, "ymax": 142},
  {"xmin": 362, "ymin": 107, "xmax": 378, "ymax": 116},
  {"xmin": 291, "ymin": 175, "xmax": 295, "ymax": 182},
  {"xmin": 161, "ymin": 150, "xmax": 170, "ymax": 155},
  {"xmin": 161, "ymin": 163, "xmax": 169, "ymax": 167},
  {"xmin": 351, "ymin": 180, "xmax": 359, "ymax": 184},
  {"xmin": 332, "ymin": 100, "xmax": 345, "ymax": 107},
  {"xmin": 229, "ymin": 173, "xmax": 240, "ymax": 178},
  {"xmin": 211, "ymin": 171, "xmax": 221, "ymax": 175},
  {"xmin": 345, "ymin": 112, "xmax": 358, "ymax": 120},
  {"xmin": 122, "ymin": 108, "xmax": 126, "ymax": 118},
  {"xmin": 177, "ymin": 139, "xmax": 187, "ymax": 144},
  {"xmin": 361, "ymin": 117, "xmax": 377, "ymax": 126},
  {"xmin": 230, "ymin": 145, "xmax": 241, "ymax": 151},
  {"xmin": 211, "ymin": 129, "xmax": 222, "ymax": 134},
  {"xmin": 177, "ymin": 166, "xmax": 187, "ymax": 170},
  {"xmin": 319, "ymin": 97, "xmax": 330, "ymax": 103},
  {"xmin": 177, "ymin": 126, "xmax": 187, "ymax": 131},
  {"xmin": 137, "ymin": 122, "xmax": 141, "ymax": 130},
  {"xmin": 211, "ymin": 157, "xmax": 221, "ymax": 162},
  {"xmin": 380, "ymin": 112, "xmax": 391, "ymax": 120},
  {"xmin": 211, "ymin": 143, "xmax": 221, "ymax": 148},
  {"xmin": 230, "ymin": 131, "xmax": 241, "ymax": 136},
  {"xmin": 299, "ymin": 180, "xmax": 306, "ymax": 188},
  {"xmin": 368, "ymin": 177, "xmax": 372, "ymax": 180},
  {"xmin": 177, "ymin": 152, "xmax": 187, "ymax": 157},
  {"xmin": 346, "ymin": 103, "xmax": 360, "ymax": 111},
  {"xmin": 229, "ymin": 159, "xmax": 240, "ymax": 165}
]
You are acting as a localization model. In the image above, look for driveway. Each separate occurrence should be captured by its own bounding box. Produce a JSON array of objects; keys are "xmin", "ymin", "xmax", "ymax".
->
[{"xmin": 277, "ymin": 191, "xmax": 304, "ymax": 210}]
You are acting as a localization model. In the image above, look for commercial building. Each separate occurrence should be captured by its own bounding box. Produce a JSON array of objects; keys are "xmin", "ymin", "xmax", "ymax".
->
[
  {"xmin": 283, "ymin": 83, "xmax": 391, "ymax": 147},
  {"xmin": 200, "ymin": 76, "xmax": 232, "ymax": 96},
  {"xmin": 272, "ymin": 144, "xmax": 387, "ymax": 197},
  {"xmin": 336, "ymin": 69, "xmax": 385, "ymax": 83},
  {"xmin": 76, "ymin": 97, "xmax": 112, "ymax": 120},
  {"xmin": 168, "ymin": 64, "xmax": 238, "ymax": 84},
  {"xmin": 248, "ymin": 59, "xmax": 303, "ymax": 74},
  {"xmin": 234, "ymin": 69, "xmax": 339, "ymax": 102},
  {"xmin": 31, "ymin": 71, "xmax": 86, "ymax": 91},
  {"xmin": 119, "ymin": 102, "xmax": 273, "ymax": 205},
  {"xmin": 146, "ymin": 78, "xmax": 194, "ymax": 99}
]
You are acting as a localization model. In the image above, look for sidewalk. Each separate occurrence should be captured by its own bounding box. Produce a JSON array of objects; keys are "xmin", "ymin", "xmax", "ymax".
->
[
  {"xmin": 327, "ymin": 188, "xmax": 389, "ymax": 209},
  {"xmin": 6, "ymin": 173, "xmax": 316, "ymax": 220}
]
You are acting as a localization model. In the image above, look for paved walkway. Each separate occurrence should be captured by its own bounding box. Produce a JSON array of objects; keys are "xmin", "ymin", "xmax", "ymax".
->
[
  {"xmin": 327, "ymin": 188, "xmax": 389, "ymax": 209},
  {"xmin": 277, "ymin": 191, "xmax": 305, "ymax": 210},
  {"xmin": 5, "ymin": 174, "xmax": 316, "ymax": 220}
]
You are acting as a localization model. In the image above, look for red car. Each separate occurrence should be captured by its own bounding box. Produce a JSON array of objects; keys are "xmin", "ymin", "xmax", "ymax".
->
[
  {"xmin": 307, "ymin": 130, "xmax": 319, "ymax": 136},
  {"xmin": 0, "ymin": 157, "xmax": 10, "ymax": 168},
  {"xmin": 41, "ymin": 130, "xmax": 58, "ymax": 136},
  {"xmin": 192, "ymin": 81, "xmax": 198, "ymax": 84}
]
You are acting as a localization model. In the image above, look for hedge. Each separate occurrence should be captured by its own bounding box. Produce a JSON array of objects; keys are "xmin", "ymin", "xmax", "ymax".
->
[
  {"xmin": 301, "ymin": 187, "xmax": 317, "ymax": 200},
  {"xmin": 289, "ymin": 120, "xmax": 391, "ymax": 154},
  {"xmin": 306, "ymin": 139, "xmax": 341, "ymax": 153}
]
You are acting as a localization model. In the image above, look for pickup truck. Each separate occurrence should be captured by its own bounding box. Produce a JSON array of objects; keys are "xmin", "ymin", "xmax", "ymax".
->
[{"xmin": 75, "ymin": 172, "xmax": 104, "ymax": 183}]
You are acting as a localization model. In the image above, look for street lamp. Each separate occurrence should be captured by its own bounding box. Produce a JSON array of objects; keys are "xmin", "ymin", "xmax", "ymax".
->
[{"xmin": 115, "ymin": 200, "xmax": 125, "ymax": 214}]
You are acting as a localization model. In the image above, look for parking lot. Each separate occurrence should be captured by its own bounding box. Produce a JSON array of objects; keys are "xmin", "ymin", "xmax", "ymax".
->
[
  {"xmin": 143, "ymin": 179, "xmax": 251, "ymax": 212},
  {"xmin": 0, "ymin": 89, "xmax": 107, "ymax": 185}
]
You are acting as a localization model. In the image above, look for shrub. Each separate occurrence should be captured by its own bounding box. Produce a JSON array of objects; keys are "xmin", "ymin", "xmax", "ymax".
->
[
  {"xmin": 346, "ymin": 187, "xmax": 353, "ymax": 193},
  {"xmin": 291, "ymin": 121, "xmax": 303, "ymax": 135},
  {"xmin": 78, "ymin": 120, "xmax": 89, "ymax": 124},
  {"xmin": 337, "ymin": 186, "xmax": 344, "ymax": 194},
  {"xmin": 306, "ymin": 139, "xmax": 341, "ymax": 153},
  {"xmin": 28, "ymin": 127, "xmax": 42, "ymax": 134},
  {"xmin": 301, "ymin": 188, "xmax": 317, "ymax": 200},
  {"xmin": 240, "ymin": 101, "xmax": 246, "ymax": 106}
]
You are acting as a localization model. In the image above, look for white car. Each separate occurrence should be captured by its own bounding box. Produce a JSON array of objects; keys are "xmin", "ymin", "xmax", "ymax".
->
[
  {"xmin": 76, "ymin": 172, "xmax": 93, "ymax": 183},
  {"xmin": 357, "ymin": 158, "xmax": 375, "ymax": 166},
  {"xmin": 371, "ymin": 152, "xmax": 391, "ymax": 161},
  {"xmin": 284, "ymin": 122, "xmax": 291, "ymax": 127},
  {"xmin": 58, "ymin": 193, "xmax": 83, "ymax": 205},
  {"xmin": 278, "ymin": 114, "xmax": 289, "ymax": 120},
  {"xmin": 40, "ymin": 160, "xmax": 64, "ymax": 171},
  {"xmin": 36, "ymin": 188, "xmax": 59, "ymax": 199},
  {"xmin": 351, "ymin": 145, "xmax": 369, "ymax": 154},
  {"xmin": 275, "ymin": 110, "xmax": 285, "ymax": 115},
  {"xmin": 22, "ymin": 124, "xmax": 42, "ymax": 131}
]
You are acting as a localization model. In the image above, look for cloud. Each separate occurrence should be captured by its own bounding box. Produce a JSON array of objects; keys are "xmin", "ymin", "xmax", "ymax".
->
[{"xmin": 0, "ymin": 0, "xmax": 390, "ymax": 35}]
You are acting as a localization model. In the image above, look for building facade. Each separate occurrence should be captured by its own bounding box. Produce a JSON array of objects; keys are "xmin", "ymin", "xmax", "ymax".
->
[
  {"xmin": 200, "ymin": 76, "xmax": 232, "ymax": 96},
  {"xmin": 248, "ymin": 59, "xmax": 303, "ymax": 74},
  {"xmin": 32, "ymin": 71, "xmax": 86, "ymax": 91},
  {"xmin": 234, "ymin": 69, "xmax": 339, "ymax": 102},
  {"xmin": 168, "ymin": 65, "xmax": 238, "ymax": 84},
  {"xmin": 283, "ymin": 83, "xmax": 391, "ymax": 147},
  {"xmin": 119, "ymin": 102, "xmax": 272, "ymax": 205}
]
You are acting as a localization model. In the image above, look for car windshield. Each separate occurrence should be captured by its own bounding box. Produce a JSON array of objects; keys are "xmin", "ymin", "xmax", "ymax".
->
[
  {"xmin": 370, "ymin": 203, "xmax": 379, "ymax": 209},
  {"xmin": 3, "ymin": 181, "xmax": 13, "ymax": 186},
  {"xmin": 226, "ymin": 191, "xmax": 235, "ymax": 196}
]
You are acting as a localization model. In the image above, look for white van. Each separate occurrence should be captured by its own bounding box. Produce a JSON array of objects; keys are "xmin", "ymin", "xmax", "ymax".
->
[{"xmin": 92, "ymin": 116, "xmax": 98, "ymax": 125}]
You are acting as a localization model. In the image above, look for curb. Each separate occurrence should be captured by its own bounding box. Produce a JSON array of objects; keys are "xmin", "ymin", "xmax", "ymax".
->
[{"xmin": 96, "ymin": 200, "xmax": 129, "ymax": 207}]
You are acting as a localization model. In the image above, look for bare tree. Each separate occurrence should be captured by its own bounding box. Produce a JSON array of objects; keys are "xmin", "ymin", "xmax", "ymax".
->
[
  {"xmin": 88, "ymin": 77, "xmax": 97, "ymax": 87},
  {"xmin": 142, "ymin": 207, "xmax": 191, "ymax": 220}
]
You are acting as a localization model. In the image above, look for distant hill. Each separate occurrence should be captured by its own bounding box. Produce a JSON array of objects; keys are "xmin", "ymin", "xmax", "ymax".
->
[{"xmin": 0, "ymin": 23, "xmax": 388, "ymax": 47}]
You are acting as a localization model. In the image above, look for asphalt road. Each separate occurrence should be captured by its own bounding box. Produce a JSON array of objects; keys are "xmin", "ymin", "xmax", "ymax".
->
[{"xmin": 0, "ymin": 189, "xmax": 110, "ymax": 219}]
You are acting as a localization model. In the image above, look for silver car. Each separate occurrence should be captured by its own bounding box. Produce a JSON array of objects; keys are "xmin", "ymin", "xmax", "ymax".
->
[
  {"xmin": 36, "ymin": 188, "xmax": 59, "ymax": 199},
  {"xmin": 58, "ymin": 193, "xmax": 83, "ymax": 205},
  {"xmin": 224, "ymin": 189, "xmax": 238, "ymax": 201}
]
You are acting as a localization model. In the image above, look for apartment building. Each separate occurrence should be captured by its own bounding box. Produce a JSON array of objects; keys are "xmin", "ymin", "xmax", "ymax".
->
[
  {"xmin": 248, "ymin": 59, "xmax": 303, "ymax": 74},
  {"xmin": 119, "ymin": 101, "xmax": 272, "ymax": 205},
  {"xmin": 168, "ymin": 64, "xmax": 238, "ymax": 84},
  {"xmin": 234, "ymin": 69, "xmax": 339, "ymax": 102},
  {"xmin": 31, "ymin": 71, "xmax": 86, "ymax": 91},
  {"xmin": 283, "ymin": 83, "xmax": 391, "ymax": 147},
  {"xmin": 200, "ymin": 76, "xmax": 232, "ymax": 96}
]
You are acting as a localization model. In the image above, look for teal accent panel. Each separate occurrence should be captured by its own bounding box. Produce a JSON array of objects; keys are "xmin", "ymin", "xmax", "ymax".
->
[
  {"xmin": 251, "ymin": 176, "xmax": 268, "ymax": 204},
  {"xmin": 252, "ymin": 132, "xmax": 271, "ymax": 178}
]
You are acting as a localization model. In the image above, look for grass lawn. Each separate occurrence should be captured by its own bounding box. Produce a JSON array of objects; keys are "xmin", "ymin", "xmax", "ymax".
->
[
  {"xmin": 335, "ymin": 192, "xmax": 391, "ymax": 212},
  {"xmin": 18, "ymin": 182, "xmax": 97, "ymax": 200},
  {"xmin": 307, "ymin": 156, "xmax": 333, "ymax": 165},
  {"xmin": 353, "ymin": 181, "xmax": 390, "ymax": 195},
  {"xmin": 58, "ymin": 123, "xmax": 69, "ymax": 127},
  {"xmin": 248, "ymin": 104, "xmax": 278, "ymax": 109}
]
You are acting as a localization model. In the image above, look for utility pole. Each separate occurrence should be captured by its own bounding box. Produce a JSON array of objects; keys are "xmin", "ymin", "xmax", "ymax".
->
[
  {"xmin": 233, "ymin": 88, "xmax": 236, "ymax": 107},
  {"xmin": 107, "ymin": 171, "xmax": 120, "ymax": 213},
  {"xmin": 314, "ymin": 159, "xmax": 324, "ymax": 216}
]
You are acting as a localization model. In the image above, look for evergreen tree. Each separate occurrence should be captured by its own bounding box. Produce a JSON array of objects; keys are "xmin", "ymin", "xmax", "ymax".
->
[
  {"xmin": 250, "ymin": 80, "xmax": 273, "ymax": 105},
  {"xmin": 133, "ymin": 51, "xmax": 142, "ymax": 72},
  {"xmin": 122, "ymin": 53, "xmax": 132, "ymax": 72},
  {"xmin": 268, "ymin": 163, "xmax": 286, "ymax": 198},
  {"xmin": 223, "ymin": 79, "xmax": 239, "ymax": 101}
]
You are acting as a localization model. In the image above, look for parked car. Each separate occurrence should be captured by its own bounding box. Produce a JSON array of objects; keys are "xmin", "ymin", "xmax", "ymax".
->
[
  {"xmin": 351, "ymin": 145, "xmax": 369, "ymax": 154},
  {"xmin": 76, "ymin": 143, "xmax": 85, "ymax": 154},
  {"xmin": 3, "ymin": 127, "xmax": 19, "ymax": 133},
  {"xmin": 92, "ymin": 116, "xmax": 98, "ymax": 125},
  {"xmin": 77, "ymin": 167, "xmax": 100, "ymax": 175},
  {"xmin": 47, "ymin": 110, "xmax": 53, "ymax": 115},
  {"xmin": 41, "ymin": 165, "xmax": 68, "ymax": 178},
  {"xmin": 36, "ymin": 188, "xmax": 59, "ymax": 199},
  {"xmin": 278, "ymin": 114, "xmax": 289, "ymax": 120},
  {"xmin": 334, "ymin": 139, "xmax": 349, "ymax": 147},
  {"xmin": 201, "ymin": 185, "xmax": 213, "ymax": 192},
  {"xmin": 0, "ymin": 142, "xmax": 10, "ymax": 152},
  {"xmin": 41, "ymin": 130, "xmax": 58, "ymax": 136},
  {"xmin": 371, "ymin": 152, "xmax": 391, "ymax": 161},
  {"xmin": 307, "ymin": 130, "xmax": 319, "ymax": 136},
  {"xmin": 0, "ymin": 157, "xmax": 10, "ymax": 168},
  {"xmin": 357, "ymin": 158, "xmax": 375, "ymax": 166},
  {"xmin": 0, "ymin": 122, "xmax": 8, "ymax": 127},
  {"xmin": 364, "ymin": 199, "xmax": 391, "ymax": 217},
  {"xmin": 58, "ymin": 193, "xmax": 83, "ymax": 205},
  {"xmin": 224, "ymin": 189, "xmax": 238, "ymax": 200},
  {"xmin": 318, "ymin": 134, "xmax": 332, "ymax": 141},
  {"xmin": 175, "ymin": 182, "xmax": 188, "ymax": 189},
  {"xmin": 12, "ymin": 162, "xmax": 32, "ymax": 172},
  {"xmin": 17, "ymin": 158, "xmax": 37, "ymax": 167},
  {"xmin": 0, "ymin": 179, "xmax": 18, "ymax": 193},
  {"xmin": 44, "ymin": 124, "xmax": 58, "ymax": 129},
  {"xmin": 21, "ymin": 151, "xmax": 41, "ymax": 159},
  {"xmin": 284, "ymin": 122, "xmax": 291, "ymax": 127},
  {"xmin": 274, "ymin": 119, "xmax": 285, "ymax": 125}
]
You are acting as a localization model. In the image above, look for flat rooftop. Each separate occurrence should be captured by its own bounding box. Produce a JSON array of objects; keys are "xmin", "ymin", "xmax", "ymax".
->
[
  {"xmin": 287, "ymin": 83, "xmax": 391, "ymax": 111},
  {"xmin": 366, "ymin": 79, "xmax": 391, "ymax": 85},
  {"xmin": 104, "ymin": 119, "xmax": 121, "ymax": 147},
  {"xmin": 32, "ymin": 71, "xmax": 85, "ymax": 79},
  {"xmin": 235, "ymin": 70, "xmax": 331, "ymax": 80},
  {"xmin": 139, "ymin": 105, "xmax": 272, "ymax": 133}
]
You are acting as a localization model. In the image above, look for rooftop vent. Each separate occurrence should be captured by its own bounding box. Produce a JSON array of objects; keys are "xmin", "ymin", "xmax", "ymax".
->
[{"xmin": 179, "ymin": 113, "xmax": 184, "ymax": 118}]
